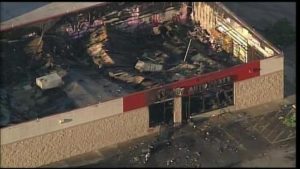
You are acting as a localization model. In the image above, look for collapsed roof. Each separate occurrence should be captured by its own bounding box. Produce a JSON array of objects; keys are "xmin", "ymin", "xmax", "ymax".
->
[{"xmin": 0, "ymin": 2, "xmax": 282, "ymax": 127}]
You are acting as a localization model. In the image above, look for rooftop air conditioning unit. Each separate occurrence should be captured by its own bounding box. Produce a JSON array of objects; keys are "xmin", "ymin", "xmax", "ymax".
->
[{"xmin": 36, "ymin": 72, "xmax": 64, "ymax": 90}]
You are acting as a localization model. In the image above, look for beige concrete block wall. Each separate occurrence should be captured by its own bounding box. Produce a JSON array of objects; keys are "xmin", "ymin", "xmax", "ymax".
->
[
  {"xmin": 1, "ymin": 107, "xmax": 152, "ymax": 168},
  {"xmin": 234, "ymin": 70, "xmax": 284, "ymax": 110},
  {"xmin": 260, "ymin": 56, "xmax": 284, "ymax": 76}
]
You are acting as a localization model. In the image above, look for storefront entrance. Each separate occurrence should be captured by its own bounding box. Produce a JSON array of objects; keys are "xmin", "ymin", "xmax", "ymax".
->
[
  {"xmin": 182, "ymin": 79, "xmax": 234, "ymax": 121},
  {"xmin": 149, "ymin": 99, "xmax": 174, "ymax": 127}
]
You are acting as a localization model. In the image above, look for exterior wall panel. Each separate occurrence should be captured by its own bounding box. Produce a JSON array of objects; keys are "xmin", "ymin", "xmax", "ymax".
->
[
  {"xmin": 1, "ymin": 107, "xmax": 153, "ymax": 168},
  {"xmin": 1, "ymin": 98, "xmax": 123, "ymax": 145},
  {"xmin": 234, "ymin": 70, "xmax": 284, "ymax": 110}
]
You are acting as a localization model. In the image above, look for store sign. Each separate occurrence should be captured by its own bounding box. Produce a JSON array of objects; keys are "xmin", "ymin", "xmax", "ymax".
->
[
  {"xmin": 187, "ymin": 76, "xmax": 232, "ymax": 95},
  {"xmin": 155, "ymin": 87, "xmax": 184, "ymax": 102},
  {"xmin": 154, "ymin": 76, "xmax": 232, "ymax": 102}
]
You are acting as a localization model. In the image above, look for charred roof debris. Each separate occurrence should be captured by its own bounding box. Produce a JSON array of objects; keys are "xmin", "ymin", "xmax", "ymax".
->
[{"xmin": 1, "ymin": 2, "xmax": 261, "ymax": 127}]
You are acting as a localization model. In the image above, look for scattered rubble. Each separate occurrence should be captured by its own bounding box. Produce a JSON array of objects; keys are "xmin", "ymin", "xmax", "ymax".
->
[
  {"xmin": 86, "ymin": 27, "xmax": 115, "ymax": 67},
  {"xmin": 24, "ymin": 36, "xmax": 44, "ymax": 59},
  {"xmin": 109, "ymin": 71, "xmax": 144, "ymax": 84},
  {"xmin": 135, "ymin": 60, "xmax": 163, "ymax": 72},
  {"xmin": 152, "ymin": 26, "xmax": 161, "ymax": 35}
]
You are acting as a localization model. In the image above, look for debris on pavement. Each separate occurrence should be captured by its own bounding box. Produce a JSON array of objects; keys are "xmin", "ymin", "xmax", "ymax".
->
[{"xmin": 144, "ymin": 152, "xmax": 151, "ymax": 163}]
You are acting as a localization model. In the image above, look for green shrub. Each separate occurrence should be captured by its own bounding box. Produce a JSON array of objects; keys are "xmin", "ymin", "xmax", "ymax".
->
[{"xmin": 283, "ymin": 112, "xmax": 296, "ymax": 128}]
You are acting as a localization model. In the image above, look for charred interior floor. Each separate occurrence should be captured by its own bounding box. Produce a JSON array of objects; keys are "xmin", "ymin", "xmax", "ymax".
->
[{"xmin": 0, "ymin": 2, "xmax": 244, "ymax": 127}]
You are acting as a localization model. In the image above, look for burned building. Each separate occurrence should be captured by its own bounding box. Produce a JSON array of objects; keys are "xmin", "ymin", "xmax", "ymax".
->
[{"xmin": 0, "ymin": 2, "xmax": 284, "ymax": 167}]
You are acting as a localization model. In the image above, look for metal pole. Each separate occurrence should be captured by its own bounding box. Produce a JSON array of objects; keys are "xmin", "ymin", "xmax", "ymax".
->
[
  {"xmin": 164, "ymin": 102, "xmax": 166, "ymax": 123},
  {"xmin": 183, "ymin": 39, "xmax": 192, "ymax": 62},
  {"xmin": 185, "ymin": 102, "xmax": 188, "ymax": 121},
  {"xmin": 38, "ymin": 24, "xmax": 45, "ymax": 45},
  {"xmin": 202, "ymin": 96, "xmax": 205, "ymax": 112}
]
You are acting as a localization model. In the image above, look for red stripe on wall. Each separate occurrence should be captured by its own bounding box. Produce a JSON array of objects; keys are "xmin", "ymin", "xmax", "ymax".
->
[
  {"xmin": 234, "ymin": 60, "xmax": 260, "ymax": 81},
  {"xmin": 169, "ymin": 60, "xmax": 260, "ymax": 89},
  {"xmin": 123, "ymin": 91, "xmax": 147, "ymax": 112},
  {"xmin": 123, "ymin": 60, "xmax": 260, "ymax": 112}
]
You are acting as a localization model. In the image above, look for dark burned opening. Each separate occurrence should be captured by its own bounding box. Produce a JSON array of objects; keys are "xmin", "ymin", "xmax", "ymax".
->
[
  {"xmin": 182, "ymin": 79, "xmax": 234, "ymax": 119},
  {"xmin": 149, "ymin": 99, "xmax": 174, "ymax": 127}
]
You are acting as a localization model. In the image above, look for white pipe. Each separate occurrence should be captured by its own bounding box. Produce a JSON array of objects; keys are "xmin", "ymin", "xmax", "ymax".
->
[{"xmin": 183, "ymin": 39, "xmax": 192, "ymax": 62}]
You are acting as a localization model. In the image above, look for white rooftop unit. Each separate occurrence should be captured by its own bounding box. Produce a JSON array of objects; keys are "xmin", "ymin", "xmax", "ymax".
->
[{"xmin": 36, "ymin": 72, "xmax": 64, "ymax": 90}]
